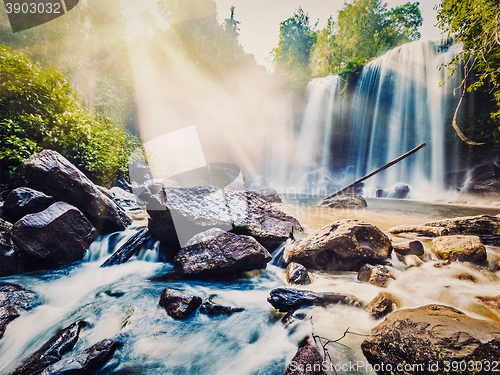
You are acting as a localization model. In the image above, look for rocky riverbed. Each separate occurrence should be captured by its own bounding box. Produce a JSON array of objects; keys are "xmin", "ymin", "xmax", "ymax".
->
[{"xmin": 1, "ymin": 150, "xmax": 500, "ymax": 374}]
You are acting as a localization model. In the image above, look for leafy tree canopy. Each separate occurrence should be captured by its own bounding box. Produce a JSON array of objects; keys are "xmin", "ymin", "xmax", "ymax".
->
[
  {"xmin": 0, "ymin": 45, "xmax": 140, "ymax": 189},
  {"xmin": 310, "ymin": 0, "xmax": 422, "ymax": 77},
  {"xmin": 271, "ymin": 8, "xmax": 318, "ymax": 88},
  {"xmin": 436, "ymin": 0, "xmax": 500, "ymax": 119}
]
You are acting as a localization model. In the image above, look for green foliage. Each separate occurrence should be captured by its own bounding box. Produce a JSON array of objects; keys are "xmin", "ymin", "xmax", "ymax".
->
[
  {"xmin": 159, "ymin": 0, "xmax": 251, "ymax": 76},
  {"xmin": 271, "ymin": 8, "xmax": 318, "ymax": 88},
  {"xmin": 0, "ymin": 45, "xmax": 140, "ymax": 188},
  {"xmin": 310, "ymin": 0, "xmax": 422, "ymax": 77},
  {"xmin": 436, "ymin": 0, "xmax": 500, "ymax": 119}
]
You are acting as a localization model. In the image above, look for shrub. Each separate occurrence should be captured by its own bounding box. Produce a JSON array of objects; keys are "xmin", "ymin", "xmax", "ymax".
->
[{"xmin": 0, "ymin": 45, "xmax": 140, "ymax": 189}]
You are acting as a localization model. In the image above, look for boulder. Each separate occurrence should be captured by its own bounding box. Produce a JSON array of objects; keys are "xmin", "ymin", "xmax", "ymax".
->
[
  {"xmin": 283, "ymin": 220, "xmax": 391, "ymax": 272},
  {"xmin": 173, "ymin": 228, "xmax": 272, "ymax": 278},
  {"xmin": 0, "ymin": 283, "xmax": 37, "ymax": 339},
  {"xmin": 267, "ymin": 288, "xmax": 362, "ymax": 312},
  {"xmin": 12, "ymin": 202, "xmax": 98, "ymax": 267},
  {"xmin": 159, "ymin": 288, "xmax": 202, "ymax": 319},
  {"xmin": 107, "ymin": 186, "xmax": 144, "ymax": 213},
  {"xmin": 423, "ymin": 215, "xmax": 500, "ymax": 235},
  {"xmin": 23, "ymin": 150, "xmax": 131, "ymax": 233},
  {"xmin": 199, "ymin": 296, "xmax": 244, "ymax": 316},
  {"xmin": 147, "ymin": 186, "xmax": 302, "ymax": 251},
  {"xmin": 254, "ymin": 188, "xmax": 282, "ymax": 203},
  {"xmin": 11, "ymin": 321, "xmax": 85, "ymax": 375},
  {"xmin": 366, "ymin": 292, "xmax": 398, "ymax": 320},
  {"xmin": 283, "ymin": 337, "xmax": 326, "ymax": 375},
  {"xmin": 432, "ymin": 235, "xmax": 487, "ymax": 263},
  {"xmin": 39, "ymin": 339, "xmax": 115, "ymax": 375},
  {"xmin": 320, "ymin": 193, "xmax": 367, "ymax": 208},
  {"xmin": 3, "ymin": 187, "xmax": 56, "ymax": 222},
  {"xmin": 357, "ymin": 264, "xmax": 392, "ymax": 288},
  {"xmin": 461, "ymin": 161, "xmax": 500, "ymax": 195},
  {"xmin": 285, "ymin": 263, "xmax": 311, "ymax": 285},
  {"xmin": 362, "ymin": 305, "xmax": 500, "ymax": 373},
  {"xmin": 388, "ymin": 183, "xmax": 410, "ymax": 199},
  {"xmin": 392, "ymin": 240, "xmax": 424, "ymax": 257}
]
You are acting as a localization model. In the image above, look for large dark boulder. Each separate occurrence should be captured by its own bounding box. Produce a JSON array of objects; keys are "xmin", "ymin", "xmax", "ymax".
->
[
  {"xmin": 362, "ymin": 305, "xmax": 500, "ymax": 374},
  {"xmin": 12, "ymin": 202, "xmax": 98, "ymax": 268},
  {"xmin": 283, "ymin": 220, "xmax": 391, "ymax": 272},
  {"xmin": 461, "ymin": 161, "xmax": 500, "ymax": 195},
  {"xmin": 39, "ymin": 339, "xmax": 115, "ymax": 375},
  {"xmin": 3, "ymin": 187, "xmax": 56, "ymax": 222},
  {"xmin": 159, "ymin": 288, "xmax": 202, "ymax": 319},
  {"xmin": 147, "ymin": 186, "xmax": 302, "ymax": 251},
  {"xmin": 267, "ymin": 288, "xmax": 362, "ymax": 312},
  {"xmin": 23, "ymin": 150, "xmax": 131, "ymax": 233},
  {"xmin": 11, "ymin": 321, "xmax": 85, "ymax": 375},
  {"xmin": 174, "ymin": 228, "xmax": 272, "ymax": 278},
  {"xmin": 0, "ymin": 283, "xmax": 37, "ymax": 340}
]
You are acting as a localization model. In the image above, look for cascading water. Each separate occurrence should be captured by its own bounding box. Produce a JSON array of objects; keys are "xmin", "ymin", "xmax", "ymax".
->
[{"xmin": 287, "ymin": 39, "xmax": 463, "ymax": 199}]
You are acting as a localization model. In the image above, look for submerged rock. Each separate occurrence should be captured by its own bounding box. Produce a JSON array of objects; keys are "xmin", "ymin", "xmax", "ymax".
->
[
  {"xmin": 285, "ymin": 262, "xmax": 311, "ymax": 285},
  {"xmin": 147, "ymin": 186, "xmax": 302, "ymax": 251},
  {"xmin": 320, "ymin": 193, "xmax": 367, "ymax": 208},
  {"xmin": 159, "ymin": 288, "xmax": 202, "ymax": 319},
  {"xmin": 283, "ymin": 220, "xmax": 391, "ymax": 272},
  {"xmin": 357, "ymin": 264, "xmax": 393, "ymax": 288},
  {"xmin": 12, "ymin": 202, "xmax": 98, "ymax": 268},
  {"xmin": 3, "ymin": 187, "xmax": 55, "ymax": 222},
  {"xmin": 432, "ymin": 235, "xmax": 487, "ymax": 263},
  {"xmin": 11, "ymin": 321, "xmax": 85, "ymax": 375},
  {"xmin": 267, "ymin": 288, "xmax": 362, "ymax": 312},
  {"xmin": 283, "ymin": 337, "xmax": 326, "ymax": 375},
  {"xmin": 0, "ymin": 283, "xmax": 37, "ymax": 340},
  {"xmin": 23, "ymin": 150, "xmax": 131, "ymax": 233},
  {"xmin": 174, "ymin": 229, "xmax": 272, "ymax": 278},
  {"xmin": 39, "ymin": 339, "xmax": 115, "ymax": 375},
  {"xmin": 362, "ymin": 305, "xmax": 500, "ymax": 373}
]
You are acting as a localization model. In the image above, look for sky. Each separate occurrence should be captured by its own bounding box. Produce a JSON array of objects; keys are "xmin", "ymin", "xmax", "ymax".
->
[{"xmin": 120, "ymin": 0, "xmax": 444, "ymax": 69}]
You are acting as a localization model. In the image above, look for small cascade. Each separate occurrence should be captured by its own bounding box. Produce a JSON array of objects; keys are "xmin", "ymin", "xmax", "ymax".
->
[{"xmin": 286, "ymin": 39, "xmax": 463, "ymax": 199}]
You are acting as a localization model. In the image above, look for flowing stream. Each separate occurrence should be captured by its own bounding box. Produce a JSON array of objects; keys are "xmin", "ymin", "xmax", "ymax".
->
[{"xmin": 1, "ymin": 200, "xmax": 500, "ymax": 374}]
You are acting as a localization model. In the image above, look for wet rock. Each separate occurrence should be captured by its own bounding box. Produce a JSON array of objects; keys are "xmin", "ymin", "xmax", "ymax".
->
[
  {"xmin": 12, "ymin": 202, "xmax": 98, "ymax": 267},
  {"xmin": 23, "ymin": 150, "xmax": 131, "ymax": 234},
  {"xmin": 392, "ymin": 240, "xmax": 424, "ymax": 257},
  {"xmin": 357, "ymin": 264, "xmax": 392, "ymax": 288},
  {"xmin": 285, "ymin": 263, "xmax": 311, "ymax": 285},
  {"xmin": 283, "ymin": 337, "xmax": 326, "ymax": 375},
  {"xmin": 174, "ymin": 228, "xmax": 272, "ymax": 278},
  {"xmin": 253, "ymin": 188, "xmax": 282, "ymax": 203},
  {"xmin": 0, "ymin": 283, "xmax": 37, "ymax": 340},
  {"xmin": 432, "ymin": 235, "xmax": 487, "ymax": 263},
  {"xmin": 199, "ymin": 296, "xmax": 244, "ymax": 316},
  {"xmin": 388, "ymin": 183, "xmax": 410, "ymax": 199},
  {"xmin": 283, "ymin": 220, "xmax": 391, "ymax": 272},
  {"xmin": 362, "ymin": 305, "xmax": 500, "ymax": 373},
  {"xmin": 267, "ymin": 288, "xmax": 362, "ymax": 312},
  {"xmin": 39, "ymin": 338, "xmax": 116, "ymax": 375},
  {"xmin": 320, "ymin": 193, "xmax": 367, "ymax": 208},
  {"xmin": 3, "ymin": 187, "xmax": 56, "ymax": 223},
  {"xmin": 101, "ymin": 228, "xmax": 151, "ymax": 267},
  {"xmin": 366, "ymin": 292, "xmax": 398, "ymax": 320},
  {"xmin": 0, "ymin": 217, "xmax": 13, "ymax": 232},
  {"xmin": 107, "ymin": 186, "xmax": 144, "ymax": 213},
  {"xmin": 11, "ymin": 321, "xmax": 85, "ymax": 375},
  {"xmin": 159, "ymin": 288, "xmax": 202, "ymax": 319},
  {"xmin": 423, "ymin": 214, "xmax": 500, "ymax": 235},
  {"xmin": 461, "ymin": 161, "xmax": 500, "ymax": 195},
  {"xmin": 147, "ymin": 186, "xmax": 302, "ymax": 251}
]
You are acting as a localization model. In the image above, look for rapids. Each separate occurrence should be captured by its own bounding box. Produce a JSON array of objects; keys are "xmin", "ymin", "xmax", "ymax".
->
[{"xmin": 1, "ymin": 200, "xmax": 500, "ymax": 374}]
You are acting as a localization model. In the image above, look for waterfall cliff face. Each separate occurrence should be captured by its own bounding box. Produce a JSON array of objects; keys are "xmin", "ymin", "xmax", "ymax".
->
[{"xmin": 285, "ymin": 39, "xmax": 462, "ymax": 199}]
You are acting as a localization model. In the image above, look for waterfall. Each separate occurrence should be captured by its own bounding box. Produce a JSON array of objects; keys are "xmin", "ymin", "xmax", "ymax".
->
[{"xmin": 286, "ymin": 39, "xmax": 462, "ymax": 199}]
